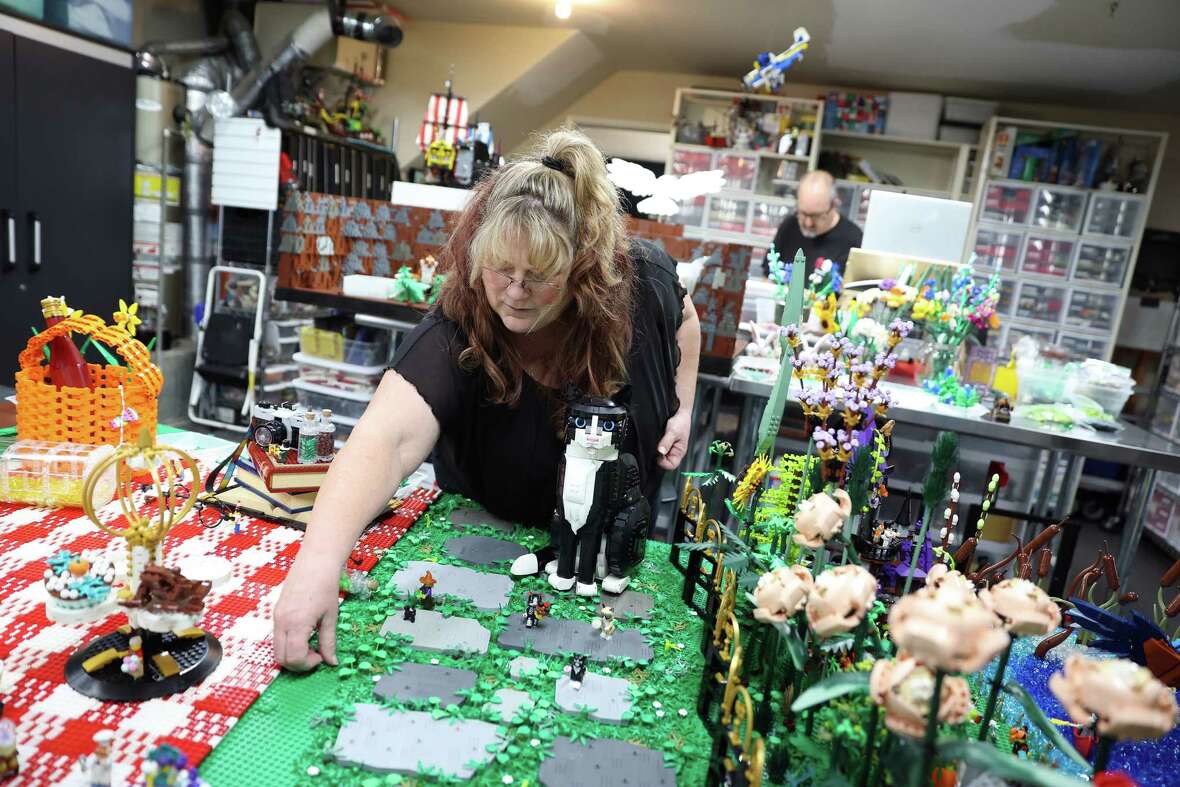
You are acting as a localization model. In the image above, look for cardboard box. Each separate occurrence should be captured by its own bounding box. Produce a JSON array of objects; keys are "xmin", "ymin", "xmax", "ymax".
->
[
  {"xmin": 885, "ymin": 92, "xmax": 943, "ymax": 140},
  {"xmin": 937, "ymin": 124, "xmax": 981, "ymax": 144},
  {"xmin": 943, "ymin": 97, "xmax": 998, "ymax": 125}
]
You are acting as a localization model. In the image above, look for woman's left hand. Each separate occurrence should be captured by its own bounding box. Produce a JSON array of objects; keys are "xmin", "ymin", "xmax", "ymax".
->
[{"xmin": 657, "ymin": 409, "xmax": 692, "ymax": 470}]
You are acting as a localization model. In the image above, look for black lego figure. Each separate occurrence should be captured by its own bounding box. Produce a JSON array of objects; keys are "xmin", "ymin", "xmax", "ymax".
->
[
  {"xmin": 565, "ymin": 654, "xmax": 588, "ymax": 689},
  {"xmin": 546, "ymin": 390, "xmax": 649, "ymax": 597},
  {"xmin": 523, "ymin": 591, "xmax": 550, "ymax": 629},
  {"xmin": 403, "ymin": 604, "xmax": 416, "ymax": 623}
]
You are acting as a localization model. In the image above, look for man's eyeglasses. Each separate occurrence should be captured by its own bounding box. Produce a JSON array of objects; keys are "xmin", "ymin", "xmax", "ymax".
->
[
  {"xmin": 799, "ymin": 204, "xmax": 835, "ymax": 223},
  {"xmin": 483, "ymin": 268, "xmax": 563, "ymax": 296}
]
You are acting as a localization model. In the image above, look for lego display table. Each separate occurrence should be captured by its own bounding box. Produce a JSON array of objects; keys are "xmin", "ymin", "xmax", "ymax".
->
[
  {"xmin": 200, "ymin": 496, "xmax": 714, "ymax": 786},
  {"xmin": 0, "ymin": 426, "xmax": 434, "ymax": 786}
]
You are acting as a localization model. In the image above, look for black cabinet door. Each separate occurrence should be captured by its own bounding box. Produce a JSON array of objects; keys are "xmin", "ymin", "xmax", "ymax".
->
[
  {"xmin": 0, "ymin": 30, "xmax": 36, "ymax": 386},
  {"xmin": 4, "ymin": 34, "xmax": 133, "ymax": 382}
]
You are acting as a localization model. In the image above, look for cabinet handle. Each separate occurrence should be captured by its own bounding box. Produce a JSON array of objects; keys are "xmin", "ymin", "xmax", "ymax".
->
[
  {"xmin": 2, "ymin": 210, "xmax": 13, "ymax": 269},
  {"xmin": 28, "ymin": 212, "xmax": 41, "ymax": 271}
]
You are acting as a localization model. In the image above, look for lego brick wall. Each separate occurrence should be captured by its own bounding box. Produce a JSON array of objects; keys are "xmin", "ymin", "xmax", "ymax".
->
[{"xmin": 276, "ymin": 192, "xmax": 459, "ymax": 292}]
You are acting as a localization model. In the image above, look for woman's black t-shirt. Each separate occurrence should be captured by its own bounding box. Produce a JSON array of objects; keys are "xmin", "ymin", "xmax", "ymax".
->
[{"xmin": 390, "ymin": 239, "xmax": 687, "ymax": 528}]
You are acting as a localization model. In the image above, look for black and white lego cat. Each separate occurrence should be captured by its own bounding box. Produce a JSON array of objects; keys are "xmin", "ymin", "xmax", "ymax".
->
[{"xmin": 509, "ymin": 389, "xmax": 648, "ymax": 597}]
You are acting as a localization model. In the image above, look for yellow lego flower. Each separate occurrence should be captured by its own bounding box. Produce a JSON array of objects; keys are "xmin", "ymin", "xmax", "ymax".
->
[
  {"xmin": 113, "ymin": 299, "xmax": 141, "ymax": 336},
  {"xmin": 732, "ymin": 454, "xmax": 773, "ymax": 509}
]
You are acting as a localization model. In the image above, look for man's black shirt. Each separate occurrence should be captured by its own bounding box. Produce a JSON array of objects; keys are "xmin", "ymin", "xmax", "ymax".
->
[{"xmin": 766, "ymin": 214, "xmax": 863, "ymax": 277}]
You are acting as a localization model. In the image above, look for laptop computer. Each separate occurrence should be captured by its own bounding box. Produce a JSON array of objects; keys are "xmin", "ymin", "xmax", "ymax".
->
[{"xmin": 846, "ymin": 190, "xmax": 973, "ymax": 287}]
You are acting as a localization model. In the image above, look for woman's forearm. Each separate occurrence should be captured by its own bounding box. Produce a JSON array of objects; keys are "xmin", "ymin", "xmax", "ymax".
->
[
  {"xmin": 294, "ymin": 372, "xmax": 440, "ymax": 578},
  {"xmin": 674, "ymin": 293, "xmax": 701, "ymax": 415},
  {"xmin": 297, "ymin": 428, "xmax": 407, "ymax": 575}
]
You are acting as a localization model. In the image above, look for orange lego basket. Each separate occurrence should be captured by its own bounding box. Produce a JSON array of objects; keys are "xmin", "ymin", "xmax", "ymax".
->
[{"xmin": 14, "ymin": 313, "xmax": 163, "ymax": 446}]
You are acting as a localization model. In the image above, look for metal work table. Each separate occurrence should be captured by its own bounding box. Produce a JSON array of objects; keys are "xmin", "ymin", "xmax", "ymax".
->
[{"xmin": 727, "ymin": 373, "xmax": 1180, "ymax": 580}]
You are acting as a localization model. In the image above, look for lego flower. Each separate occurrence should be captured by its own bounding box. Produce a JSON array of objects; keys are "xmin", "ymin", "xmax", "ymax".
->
[
  {"xmin": 870, "ymin": 656, "xmax": 973, "ymax": 738},
  {"xmin": 752, "ymin": 565, "xmax": 814, "ymax": 624},
  {"xmin": 793, "ymin": 489, "xmax": 852, "ymax": 549},
  {"xmin": 113, "ymin": 299, "xmax": 141, "ymax": 336},
  {"xmin": 978, "ymin": 578, "xmax": 1062, "ymax": 636},
  {"xmin": 1049, "ymin": 656, "xmax": 1179, "ymax": 741},
  {"xmin": 923, "ymin": 563, "xmax": 977, "ymax": 597},
  {"xmin": 806, "ymin": 564, "xmax": 877, "ymax": 638},
  {"xmin": 732, "ymin": 454, "xmax": 772, "ymax": 509},
  {"xmin": 888, "ymin": 584, "xmax": 1009, "ymax": 673}
]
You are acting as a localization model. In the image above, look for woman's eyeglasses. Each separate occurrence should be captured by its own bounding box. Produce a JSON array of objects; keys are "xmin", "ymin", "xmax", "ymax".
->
[{"xmin": 483, "ymin": 268, "xmax": 563, "ymax": 297}]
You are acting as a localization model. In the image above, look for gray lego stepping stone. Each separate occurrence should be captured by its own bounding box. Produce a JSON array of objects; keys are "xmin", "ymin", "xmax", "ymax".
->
[
  {"xmin": 555, "ymin": 673, "xmax": 633, "ymax": 724},
  {"xmin": 483, "ymin": 688, "xmax": 536, "ymax": 723},
  {"xmin": 334, "ymin": 703, "xmax": 502, "ymax": 779},
  {"xmin": 448, "ymin": 507, "xmax": 516, "ymax": 535},
  {"xmin": 444, "ymin": 535, "xmax": 528, "ymax": 565},
  {"xmin": 539, "ymin": 736, "xmax": 676, "ymax": 787},
  {"xmin": 373, "ymin": 663, "xmax": 477, "ymax": 707},
  {"xmin": 388, "ymin": 560, "xmax": 513, "ymax": 611},
  {"xmin": 605, "ymin": 589, "xmax": 654, "ymax": 620},
  {"xmin": 379, "ymin": 610, "xmax": 490, "ymax": 654},
  {"xmin": 509, "ymin": 656, "xmax": 544, "ymax": 679},
  {"xmin": 497, "ymin": 616, "xmax": 652, "ymax": 664}
]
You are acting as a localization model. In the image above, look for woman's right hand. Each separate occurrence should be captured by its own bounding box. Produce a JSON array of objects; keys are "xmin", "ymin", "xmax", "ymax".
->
[{"xmin": 273, "ymin": 561, "xmax": 340, "ymax": 671}]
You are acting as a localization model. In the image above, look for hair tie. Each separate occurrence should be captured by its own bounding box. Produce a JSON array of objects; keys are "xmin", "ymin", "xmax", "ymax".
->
[{"xmin": 541, "ymin": 155, "xmax": 573, "ymax": 177}]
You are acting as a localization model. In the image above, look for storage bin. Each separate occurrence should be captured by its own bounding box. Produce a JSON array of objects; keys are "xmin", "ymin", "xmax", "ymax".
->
[
  {"xmin": 0, "ymin": 441, "xmax": 117, "ymax": 508},
  {"xmin": 1014, "ymin": 282, "xmax": 1066, "ymax": 323},
  {"xmin": 981, "ymin": 182, "xmax": 1032, "ymax": 225},
  {"xmin": 293, "ymin": 379, "xmax": 374, "ymax": 421},
  {"xmin": 1029, "ymin": 187, "xmax": 1086, "ymax": 233},
  {"xmin": 973, "ymin": 226, "xmax": 1023, "ymax": 272},
  {"xmin": 1020, "ymin": 235, "xmax": 1074, "ymax": 278},
  {"xmin": 1084, "ymin": 193, "xmax": 1145, "ymax": 239},
  {"xmin": 1065, "ymin": 290, "xmax": 1119, "ymax": 332},
  {"xmin": 294, "ymin": 352, "xmax": 385, "ymax": 395},
  {"xmin": 298, "ymin": 327, "xmax": 388, "ymax": 366},
  {"xmin": 1072, "ymin": 241, "xmax": 1131, "ymax": 287},
  {"xmin": 1017, "ymin": 360, "xmax": 1069, "ymax": 404}
]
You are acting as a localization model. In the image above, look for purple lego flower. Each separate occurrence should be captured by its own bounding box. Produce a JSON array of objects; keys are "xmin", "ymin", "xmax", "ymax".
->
[
  {"xmin": 881, "ymin": 278, "xmax": 897, "ymax": 290},
  {"xmin": 888, "ymin": 318, "xmax": 914, "ymax": 338},
  {"xmin": 813, "ymin": 427, "xmax": 837, "ymax": 452}
]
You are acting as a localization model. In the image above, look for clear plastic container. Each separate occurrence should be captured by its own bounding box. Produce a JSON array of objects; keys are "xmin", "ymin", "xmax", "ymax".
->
[
  {"xmin": 293, "ymin": 352, "xmax": 385, "ymax": 394},
  {"xmin": 1017, "ymin": 360, "xmax": 1069, "ymax": 404},
  {"xmin": 669, "ymin": 195, "xmax": 706, "ymax": 228},
  {"xmin": 1020, "ymin": 235, "xmax": 1074, "ymax": 278},
  {"xmin": 293, "ymin": 379, "xmax": 373, "ymax": 421},
  {"xmin": 298, "ymin": 327, "xmax": 388, "ymax": 366},
  {"xmin": 981, "ymin": 182, "xmax": 1033, "ymax": 225},
  {"xmin": 1014, "ymin": 282, "xmax": 1066, "ymax": 323},
  {"xmin": 750, "ymin": 200, "xmax": 791, "ymax": 238},
  {"xmin": 706, "ymin": 197, "xmax": 750, "ymax": 233},
  {"xmin": 715, "ymin": 153, "xmax": 757, "ymax": 191},
  {"xmin": 0, "ymin": 441, "xmax": 117, "ymax": 508},
  {"xmin": 1152, "ymin": 393, "xmax": 1180, "ymax": 441},
  {"xmin": 1065, "ymin": 290, "xmax": 1119, "ymax": 332},
  {"xmin": 1029, "ymin": 186, "xmax": 1086, "ymax": 233},
  {"xmin": 1084, "ymin": 193, "xmax": 1145, "ymax": 239},
  {"xmin": 1072, "ymin": 241, "xmax": 1131, "ymax": 287},
  {"xmin": 973, "ymin": 227, "xmax": 1023, "ymax": 271},
  {"xmin": 1057, "ymin": 332, "xmax": 1108, "ymax": 361}
]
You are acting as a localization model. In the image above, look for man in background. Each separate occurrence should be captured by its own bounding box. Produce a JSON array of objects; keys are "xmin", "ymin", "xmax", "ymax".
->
[{"xmin": 767, "ymin": 169, "xmax": 862, "ymax": 277}]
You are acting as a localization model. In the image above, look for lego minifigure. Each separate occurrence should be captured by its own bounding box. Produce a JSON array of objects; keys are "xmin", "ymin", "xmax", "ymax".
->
[
  {"xmin": 988, "ymin": 395, "xmax": 1012, "ymax": 424},
  {"xmin": 231, "ymin": 506, "xmax": 244, "ymax": 535},
  {"xmin": 565, "ymin": 654, "xmax": 588, "ymax": 689},
  {"xmin": 120, "ymin": 635, "xmax": 145, "ymax": 680},
  {"xmin": 417, "ymin": 571, "xmax": 437, "ymax": 610},
  {"xmin": 82, "ymin": 729, "xmax": 115, "ymax": 787},
  {"xmin": 0, "ymin": 702, "xmax": 16, "ymax": 779},
  {"xmin": 591, "ymin": 604, "xmax": 616, "ymax": 640},
  {"xmin": 403, "ymin": 604, "xmax": 416, "ymax": 623},
  {"xmin": 523, "ymin": 592, "xmax": 550, "ymax": 629}
]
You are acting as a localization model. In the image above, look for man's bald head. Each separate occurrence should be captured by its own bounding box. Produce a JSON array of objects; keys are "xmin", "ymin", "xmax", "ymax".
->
[{"xmin": 796, "ymin": 170, "xmax": 840, "ymax": 238}]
